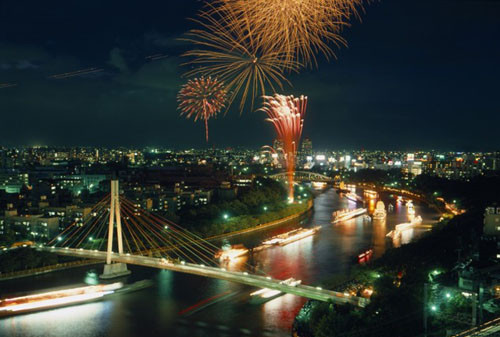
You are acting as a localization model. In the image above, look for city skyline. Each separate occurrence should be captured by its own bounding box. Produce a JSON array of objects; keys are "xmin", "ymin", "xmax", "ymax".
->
[{"xmin": 0, "ymin": 0, "xmax": 499, "ymax": 150}]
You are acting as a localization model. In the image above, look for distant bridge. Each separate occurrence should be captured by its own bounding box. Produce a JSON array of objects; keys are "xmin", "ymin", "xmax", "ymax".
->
[{"xmin": 268, "ymin": 171, "xmax": 333, "ymax": 182}]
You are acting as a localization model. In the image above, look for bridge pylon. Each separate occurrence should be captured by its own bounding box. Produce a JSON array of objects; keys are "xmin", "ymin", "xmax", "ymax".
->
[{"xmin": 100, "ymin": 179, "xmax": 131, "ymax": 279}]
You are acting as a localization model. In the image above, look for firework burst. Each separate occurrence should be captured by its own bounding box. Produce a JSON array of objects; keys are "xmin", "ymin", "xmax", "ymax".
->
[
  {"xmin": 181, "ymin": 3, "xmax": 299, "ymax": 113},
  {"xmin": 212, "ymin": 0, "xmax": 364, "ymax": 67},
  {"xmin": 261, "ymin": 94, "xmax": 307, "ymax": 201},
  {"xmin": 177, "ymin": 76, "xmax": 227, "ymax": 141}
]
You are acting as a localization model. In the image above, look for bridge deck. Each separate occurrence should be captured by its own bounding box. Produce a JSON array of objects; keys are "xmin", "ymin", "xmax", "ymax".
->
[{"xmin": 39, "ymin": 247, "xmax": 368, "ymax": 307}]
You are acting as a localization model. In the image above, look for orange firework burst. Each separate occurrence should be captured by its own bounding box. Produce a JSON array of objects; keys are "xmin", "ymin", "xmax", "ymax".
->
[
  {"xmin": 177, "ymin": 76, "xmax": 227, "ymax": 142},
  {"xmin": 213, "ymin": 0, "xmax": 364, "ymax": 67},
  {"xmin": 181, "ymin": 3, "xmax": 299, "ymax": 113},
  {"xmin": 261, "ymin": 94, "xmax": 307, "ymax": 201}
]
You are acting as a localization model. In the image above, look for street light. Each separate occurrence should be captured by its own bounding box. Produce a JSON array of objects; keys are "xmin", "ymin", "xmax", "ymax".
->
[
  {"xmin": 430, "ymin": 305, "xmax": 437, "ymax": 312},
  {"xmin": 57, "ymin": 236, "xmax": 62, "ymax": 241},
  {"xmin": 223, "ymin": 214, "xmax": 229, "ymax": 220},
  {"xmin": 263, "ymin": 206, "xmax": 268, "ymax": 211}
]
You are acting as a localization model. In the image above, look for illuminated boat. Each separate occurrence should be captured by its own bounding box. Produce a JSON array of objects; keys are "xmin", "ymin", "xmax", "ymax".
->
[
  {"xmin": 261, "ymin": 226, "xmax": 320, "ymax": 246},
  {"xmin": 372, "ymin": 201, "xmax": 387, "ymax": 220},
  {"xmin": 364, "ymin": 190, "xmax": 378, "ymax": 199},
  {"xmin": 345, "ymin": 192, "xmax": 364, "ymax": 203},
  {"xmin": 336, "ymin": 182, "xmax": 351, "ymax": 194},
  {"xmin": 312, "ymin": 181, "xmax": 327, "ymax": 190},
  {"xmin": 386, "ymin": 216, "xmax": 423, "ymax": 238},
  {"xmin": 331, "ymin": 208, "xmax": 367, "ymax": 224},
  {"xmin": 357, "ymin": 249, "xmax": 373, "ymax": 264},
  {"xmin": 407, "ymin": 201, "xmax": 416, "ymax": 215},
  {"xmin": 249, "ymin": 278, "xmax": 301, "ymax": 303},
  {"xmin": 0, "ymin": 283, "xmax": 123, "ymax": 317},
  {"xmin": 214, "ymin": 244, "xmax": 249, "ymax": 261}
]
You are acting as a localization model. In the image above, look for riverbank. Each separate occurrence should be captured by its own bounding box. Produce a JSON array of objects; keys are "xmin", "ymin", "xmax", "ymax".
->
[
  {"xmin": 356, "ymin": 182, "xmax": 447, "ymax": 215},
  {"xmin": 0, "ymin": 259, "xmax": 101, "ymax": 281},
  {"xmin": 292, "ymin": 206, "xmax": 480, "ymax": 337},
  {"xmin": 203, "ymin": 199, "xmax": 314, "ymax": 241}
]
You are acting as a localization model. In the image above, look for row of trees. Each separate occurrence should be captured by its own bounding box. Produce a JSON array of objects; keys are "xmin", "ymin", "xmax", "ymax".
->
[
  {"xmin": 0, "ymin": 248, "xmax": 59, "ymax": 273},
  {"xmin": 176, "ymin": 178, "xmax": 310, "ymax": 236}
]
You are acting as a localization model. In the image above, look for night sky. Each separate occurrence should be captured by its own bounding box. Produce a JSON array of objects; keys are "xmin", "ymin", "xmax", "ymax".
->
[{"xmin": 0, "ymin": 0, "xmax": 499, "ymax": 150}]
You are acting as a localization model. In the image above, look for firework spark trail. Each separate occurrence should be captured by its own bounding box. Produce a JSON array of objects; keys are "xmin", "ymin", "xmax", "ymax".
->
[
  {"xmin": 49, "ymin": 67, "xmax": 103, "ymax": 79},
  {"xmin": 261, "ymin": 94, "xmax": 307, "ymax": 201},
  {"xmin": 0, "ymin": 83, "xmax": 17, "ymax": 89},
  {"xmin": 181, "ymin": 3, "xmax": 299, "ymax": 113},
  {"xmin": 177, "ymin": 76, "xmax": 227, "ymax": 142},
  {"xmin": 145, "ymin": 54, "xmax": 169, "ymax": 61},
  {"xmin": 212, "ymin": 0, "xmax": 364, "ymax": 67}
]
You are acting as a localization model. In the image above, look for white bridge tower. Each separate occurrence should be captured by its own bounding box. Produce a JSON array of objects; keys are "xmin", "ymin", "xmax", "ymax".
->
[{"xmin": 101, "ymin": 179, "xmax": 131, "ymax": 279}]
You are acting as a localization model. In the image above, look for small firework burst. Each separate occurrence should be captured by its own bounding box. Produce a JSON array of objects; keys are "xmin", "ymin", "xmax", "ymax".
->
[{"xmin": 177, "ymin": 76, "xmax": 227, "ymax": 141}]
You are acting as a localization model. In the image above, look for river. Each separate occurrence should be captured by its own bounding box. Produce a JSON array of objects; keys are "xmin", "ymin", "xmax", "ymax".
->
[{"xmin": 0, "ymin": 188, "xmax": 440, "ymax": 337}]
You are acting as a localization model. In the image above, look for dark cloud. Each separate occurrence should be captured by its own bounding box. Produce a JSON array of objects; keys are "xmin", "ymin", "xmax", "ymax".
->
[{"xmin": 108, "ymin": 48, "xmax": 130, "ymax": 74}]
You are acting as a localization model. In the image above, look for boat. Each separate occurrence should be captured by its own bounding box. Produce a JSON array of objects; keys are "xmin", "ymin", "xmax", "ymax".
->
[
  {"xmin": 357, "ymin": 249, "xmax": 373, "ymax": 264},
  {"xmin": 336, "ymin": 182, "xmax": 351, "ymax": 194},
  {"xmin": 345, "ymin": 192, "xmax": 364, "ymax": 203},
  {"xmin": 214, "ymin": 244, "xmax": 249, "ymax": 261},
  {"xmin": 0, "ymin": 282, "xmax": 123, "ymax": 317},
  {"xmin": 331, "ymin": 208, "xmax": 367, "ymax": 224},
  {"xmin": 372, "ymin": 201, "xmax": 387, "ymax": 220},
  {"xmin": 364, "ymin": 190, "xmax": 378, "ymax": 199},
  {"xmin": 249, "ymin": 278, "xmax": 301, "ymax": 304},
  {"xmin": 407, "ymin": 201, "xmax": 416, "ymax": 215},
  {"xmin": 386, "ymin": 216, "xmax": 423, "ymax": 238},
  {"xmin": 261, "ymin": 226, "xmax": 321, "ymax": 246}
]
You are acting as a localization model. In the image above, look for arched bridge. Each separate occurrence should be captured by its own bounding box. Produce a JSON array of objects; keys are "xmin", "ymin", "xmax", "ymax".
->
[{"xmin": 268, "ymin": 171, "xmax": 333, "ymax": 182}]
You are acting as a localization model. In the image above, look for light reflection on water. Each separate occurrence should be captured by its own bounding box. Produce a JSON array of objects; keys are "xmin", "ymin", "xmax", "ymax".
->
[
  {"xmin": 3, "ymin": 302, "xmax": 112, "ymax": 337},
  {"xmin": 0, "ymin": 188, "xmax": 440, "ymax": 337}
]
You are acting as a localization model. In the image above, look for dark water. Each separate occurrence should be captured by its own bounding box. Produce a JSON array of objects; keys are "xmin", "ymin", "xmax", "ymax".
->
[{"xmin": 0, "ymin": 188, "xmax": 440, "ymax": 337}]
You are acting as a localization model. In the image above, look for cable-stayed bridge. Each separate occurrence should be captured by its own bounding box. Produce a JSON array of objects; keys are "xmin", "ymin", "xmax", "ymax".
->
[{"xmin": 39, "ymin": 180, "xmax": 368, "ymax": 307}]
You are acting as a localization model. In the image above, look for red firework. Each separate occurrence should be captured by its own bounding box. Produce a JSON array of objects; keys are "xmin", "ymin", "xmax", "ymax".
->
[
  {"xmin": 177, "ymin": 76, "xmax": 227, "ymax": 141},
  {"xmin": 261, "ymin": 94, "xmax": 307, "ymax": 201}
]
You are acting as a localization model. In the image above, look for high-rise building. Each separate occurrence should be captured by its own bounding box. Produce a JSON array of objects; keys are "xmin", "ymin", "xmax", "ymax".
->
[
  {"xmin": 493, "ymin": 151, "xmax": 500, "ymax": 171},
  {"xmin": 301, "ymin": 138, "xmax": 312, "ymax": 156}
]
